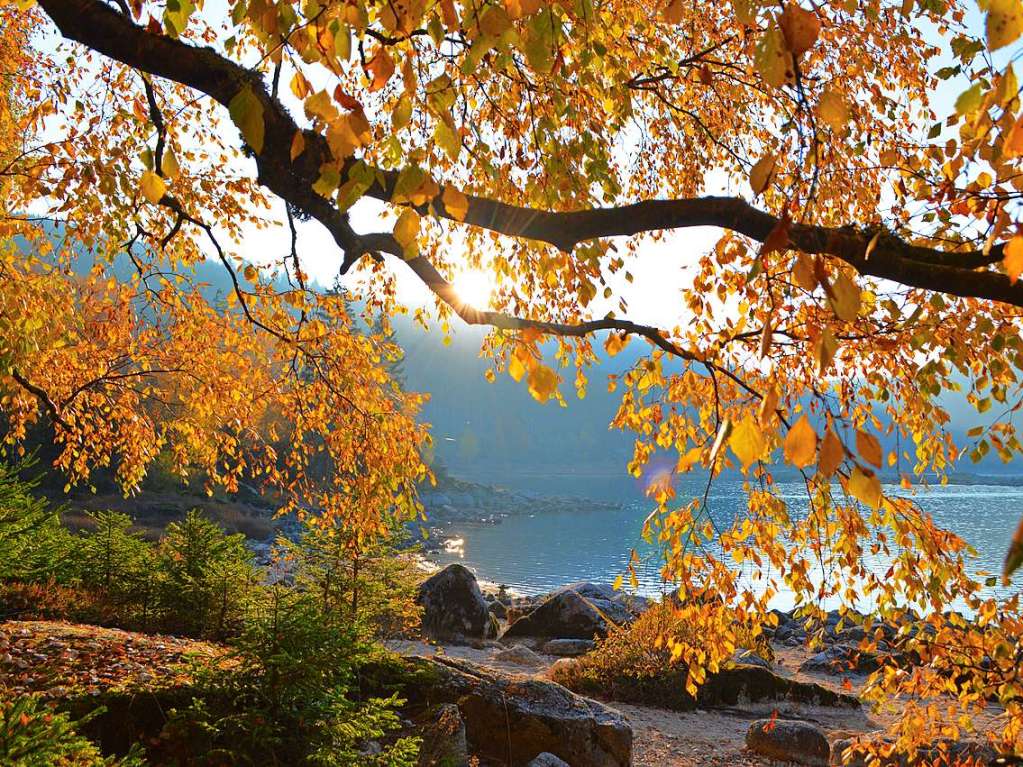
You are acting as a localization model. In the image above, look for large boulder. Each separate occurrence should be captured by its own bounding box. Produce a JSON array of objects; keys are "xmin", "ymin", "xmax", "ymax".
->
[
  {"xmin": 417, "ymin": 564, "xmax": 496, "ymax": 641},
  {"xmin": 402, "ymin": 655, "xmax": 631, "ymax": 767},
  {"xmin": 746, "ymin": 719, "xmax": 830, "ymax": 766},
  {"xmin": 503, "ymin": 589, "xmax": 611, "ymax": 640},
  {"xmin": 550, "ymin": 583, "xmax": 646, "ymax": 625}
]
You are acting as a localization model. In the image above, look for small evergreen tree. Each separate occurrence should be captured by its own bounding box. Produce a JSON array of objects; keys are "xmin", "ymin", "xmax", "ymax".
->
[
  {"xmin": 73, "ymin": 511, "xmax": 156, "ymax": 623},
  {"xmin": 156, "ymin": 509, "xmax": 257, "ymax": 638},
  {"xmin": 0, "ymin": 459, "xmax": 74, "ymax": 583}
]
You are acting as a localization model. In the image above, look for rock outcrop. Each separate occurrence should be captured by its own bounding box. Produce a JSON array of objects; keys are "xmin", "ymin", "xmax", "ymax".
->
[
  {"xmin": 746, "ymin": 719, "xmax": 830, "ymax": 766},
  {"xmin": 401, "ymin": 655, "xmax": 632, "ymax": 767},
  {"xmin": 417, "ymin": 564, "xmax": 496, "ymax": 641},
  {"xmin": 503, "ymin": 588, "xmax": 610, "ymax": 639},
  {"xmin": 503, "ymin": 582, "xmax": 643, "ymax": 640}
]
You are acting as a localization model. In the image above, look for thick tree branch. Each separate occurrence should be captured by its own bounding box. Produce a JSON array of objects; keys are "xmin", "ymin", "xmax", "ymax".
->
[{"xmin": 35, "ymin": 0, "xmax": 1023, "ymax": 320}]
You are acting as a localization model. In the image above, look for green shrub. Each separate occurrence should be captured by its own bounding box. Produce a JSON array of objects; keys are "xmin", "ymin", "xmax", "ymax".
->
[
  {"xmin": 72, "ymin": 511, "xmax": 157, "ymax": 626},
  {"xmin": 286, "ymin": 520, "xmax": 422, "ymax": 641},
  {"xmin": 176, "ymin": 586, "xmax": 419, "ymax": 766},
  {"xmin": 156, "ymin": 509, "xmax": 258, "ymax": 639},
  {"xmin": 0, "ymin": 459, "xmax": 76, "ymax": 583},
  {"xmin": 0, "ymin": 695, "xmax": 144, "ymax": 766},
  {"xmin": 552, "ymin": 600, "xmax": 772, "ymax": 709}
]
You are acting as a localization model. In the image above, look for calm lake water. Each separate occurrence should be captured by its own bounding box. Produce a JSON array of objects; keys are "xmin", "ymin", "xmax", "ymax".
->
[{"xmin": 430, "ymin": 474, "xmax": 1023, "ymax": 610}]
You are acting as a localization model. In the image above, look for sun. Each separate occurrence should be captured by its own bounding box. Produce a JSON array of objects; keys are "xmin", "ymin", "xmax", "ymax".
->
[{"xmin": 451, "ymin": 268, "xmax": 494, "ymax": 310}]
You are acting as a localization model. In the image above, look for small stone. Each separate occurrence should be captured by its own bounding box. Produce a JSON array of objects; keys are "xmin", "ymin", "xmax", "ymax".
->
[
  {"xmin": 746, "ymin": 719, "xmax": 830, "ymax": 766},
  {"xmin": 527, "ymin": 753, "xmax": 572, "ymax": 767},
  {"xmin": 493, "ymin": 644, "xmax": 544, "ymax": 666}
]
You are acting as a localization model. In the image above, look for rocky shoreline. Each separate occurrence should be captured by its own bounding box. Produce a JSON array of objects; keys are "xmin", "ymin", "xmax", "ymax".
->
[{"xmin": 402, "ymin": 563, "xmax": 1005, "ymax": 767}]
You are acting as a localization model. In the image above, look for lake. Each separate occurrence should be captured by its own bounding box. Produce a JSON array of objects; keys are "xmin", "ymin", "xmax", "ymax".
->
[{"xmin": 430, "ymin": 473, "xmax": 1023, "ymax": 609}]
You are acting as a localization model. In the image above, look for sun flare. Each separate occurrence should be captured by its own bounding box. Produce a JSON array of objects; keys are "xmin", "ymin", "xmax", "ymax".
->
[{"xmin": 451, "ymin": 269, "xmax": 494, "ymax": 310}]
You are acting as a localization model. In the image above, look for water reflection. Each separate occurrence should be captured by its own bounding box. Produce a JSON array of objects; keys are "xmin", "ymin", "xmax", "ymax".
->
[{"xmin": 430, "ymin": 479, "xmax": 1023, "ymax": 609}]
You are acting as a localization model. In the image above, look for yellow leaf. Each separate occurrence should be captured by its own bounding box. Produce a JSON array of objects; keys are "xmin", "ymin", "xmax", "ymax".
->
[
  {"xmin": 829, "ymin": 271, "xmax": 861, "ymax": 321},
  {"xmin": 987, "ymin": 0, "xmax": 1023, "ymax": 51},
  {"xmin": 434, "ymin": 119, "xmax": 461, "ymax": 161},
  {"xmin": 442, "ymin": 185, "xmax": 469, "ymax": 222},
  {"xmin": 605, "ymin": 332, "xmax": 627, "ymax": 357},
  {"xmin": 818, "ymin": 426, "xmax": 844, "ymax": 477},
  {"xmin": 749, "ymin": 154, "xmax": 777, "ymax": 195},
  {"xmin": 393, "ymin": 208, "xmax": 420, "ymax": 257},
  {"xmin": 508, "ymin": 353, "xmax": 526, "ymax": 382},
  {"xmin": 754, "ymin": 26, "xmax": 793, "ymax": 89},
  {"xmin": 228, "ymin": 86, "xmax": 265, "ymax": 154},
  {"xmin": 527, "ymin": 364, "xmax": 559, "ymax": 403},
  {"xmin": 784, "ymin": 414, "xmax": 817, "ymax": 469},
  {"xmin": 290, "ymin": 70, "xmax": 311, "ymax": 100},
  {"xmin": 995, "ymin": 65, "xmax": 1019, "ymax": 107},
  {"xmin": 731, "ymin": 0, "xmax": 758, "ymax": 25},
  {"xmin": 140, "ymin": 171, "xmax": 166, "ymax": 204},
  {"xmin": 780, "ymin": 4, "xmax": 820, "ymax": 57},
  {"xmin": 729, "ymin": 415, "xmax": 767, "ymax": 469},
  {"xmin": 814, "ymin": 328, "xmax": 838, "ymax": 373},
  {"xmin": 677, "ymin": 445, "xmax": 703, "ymax": 472},
  {"xmin": 848, "ymin": 466, "xmax": 882, "ymax": 509},
  {"xmin": 758, "ymin": 387, "xmax": 779, "ymax": 425},
  {"xmin": 792, "ymin": 252, "xmax": 816, "ymax": 291},
  {"xmin": 392, "ymin": 95, "xmax": 413, "ymax": 131},
  {"xmin": 1003, "ymin": 114, "xmax": 1023, "ymax": 158},
  {"xmin": 818, "ymin": 88, "xmax": 850, "ymax": 133},
  {"xmin": 160, "ymin": 149, "xmax": 179, "ymax": 179},
  {"xmin": 1004, "ymin": 235, "xmax": 1023, "ymax": 283},
  {"xmin": 856, "ymin": 428, "xmax": 883, "ymax": 468},
  {"xmin": 291, "ymin": 131, "xmax": 306, "ymax": 161}
]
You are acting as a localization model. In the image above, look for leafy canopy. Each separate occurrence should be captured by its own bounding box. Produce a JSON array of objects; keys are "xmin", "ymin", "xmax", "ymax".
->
[{"xmin": 3, "ymin": 0, "xmax": 1023, "ymax": 756}]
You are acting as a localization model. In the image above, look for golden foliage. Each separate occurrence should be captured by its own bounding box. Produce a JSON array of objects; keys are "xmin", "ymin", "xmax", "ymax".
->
[{"xmin": 2, "ymin": 0, "xmax": 1023, "ymax": 757}]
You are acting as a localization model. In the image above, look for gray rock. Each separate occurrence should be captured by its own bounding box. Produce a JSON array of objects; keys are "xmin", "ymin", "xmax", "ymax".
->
[
  {"xmin": 494, "ymin": 644, "xmax": 545, "ymax": 666},
  {"xmin": 487, "ymin": 599, "xmax": 507, "ymax": 620},
  {"xmin": 528, "ymin": 754, "xmax": 572, "ymax": 767},
  {"xmin": 799, "ymin": 644, "xmax": 879, "ymax": 675},
  {"xmin": 417, "ymin": 564, "xmax": 495, "ymax": 641},
  {"xmin": 417, "ymin": 704, "xmax": 468, "ymax": 767},
  {"xmin": 552, "ymin": 582, "xmax": 646, "ymax": 624},
  {"xmin": 746, "ymin": 719, "xmax": 830, "ymax": 766},
  {"xmin": 543, "ymin": 639, "xmax": 596, "ymax": 657},
  {"xmin": 503, "ymin": 589, "xmax": 612, "ymax": 639},
  {"xmin": 731, "ymin": 649, "xmax": 772, "ymax": 669},
  {"xmin": 402, "ymin": 655, "xmax": 631, "ymax": 767}
]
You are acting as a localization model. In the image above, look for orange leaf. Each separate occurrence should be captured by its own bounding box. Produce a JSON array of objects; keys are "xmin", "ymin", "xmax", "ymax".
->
[{"xmin": 855, "ymin": 429, "xmax": 882, "ymax": 468}]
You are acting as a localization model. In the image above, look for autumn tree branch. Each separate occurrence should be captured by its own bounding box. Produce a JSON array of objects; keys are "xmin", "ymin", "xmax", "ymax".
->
[{"xmin": 35, "ymin": 0, "xmax": 1023, "ymax": 330}]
